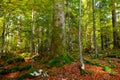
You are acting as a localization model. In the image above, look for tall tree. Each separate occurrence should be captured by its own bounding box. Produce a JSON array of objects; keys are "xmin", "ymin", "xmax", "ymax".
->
[
  {"xmin": 78, "ymin": 0, "xmax": 85, "ymax": 70},
  {"xmin": 0, "ymin": 8, "xmax": 6, "ymax": 57},
  {"xmin": 51, "ymin": 0, "xmax": 65, "ymax": 57},
  {"xmin": 30, "ymin": 9, "xmax": 35, "ymax": 54},
  {"xmin": 92, "ymin": 0, "xmax": 98, "ymax": 56},
  {"xmin": 111, "ymin": 0, "xmax": 120, "ymax": 49}
]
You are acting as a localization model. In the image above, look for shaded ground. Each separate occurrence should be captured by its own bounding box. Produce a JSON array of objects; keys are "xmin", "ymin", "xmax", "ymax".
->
[{"xmin": 0, "ymin": 55, "xmax": 120, "ymax": 80}]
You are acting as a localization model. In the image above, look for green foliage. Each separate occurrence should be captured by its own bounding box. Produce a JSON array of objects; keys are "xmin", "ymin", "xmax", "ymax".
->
[
  {"xmin": 10, "ymin": 65, "xmax": 19, "ymax": 72},
  {"xmin": 48, "ymin": 55, "xmax": 74, "ymax": 67},
  {"xmin": 80, "ymin": 68, "xmax": 85, "ymax": 75},
  {"xmin": 14, "ymin": 66, "xmax": 38, "ymax": 80},
  {"xmin": 103, "ymin": 66, "xmax": 115, "ymax": 75},
  {"xmin": 28, "ymin": 67, "xmax": 39, "ymax": 73},
  {"xmin": 84, "ymin": 59, "xmax": 94, "ymax": 65},
  {"xmin": 20, "ymin": 52, "xmax": 31, "ymax": 58},
  {"xmin": 19, "ymin": 65, "xmax": 32, "ymax": 71},
  {"xmin": 110, "ymin": 65, "xmax": 116, "ymax": 69},
  {"xmin": 17, "ymin": 73, "xmax": 33, "ymax": 80},
  {"xmin": 17, "ymin": 67, "xmax": 39, "ymax": 80},
  {"xmin": 9, "ymin": 64, "xmax": 32, "ymax": 72},
  {"xmin": 6, "ymin": 57, "xmax": 15, "ymax": 64},
  {"xmin": 94, "ymin": 62, "xmax": 102, "ymax": 67},
  {"xmin": 6, "ymin": 56, "xmax": 24, "ymax": 64},
  {"xmin": 112, "ymin": 51, "xmax": 120, "ymax": 54},
  {"xmin": 84, "ymin": 59, "xmax": 102, "ymax": 67},
  {"xmin": 103, "ymin": 66, "xmax": 112, "ymax": 73}
]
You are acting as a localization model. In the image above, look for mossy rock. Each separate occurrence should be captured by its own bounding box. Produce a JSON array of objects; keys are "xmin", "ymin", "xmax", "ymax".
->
[{"xmin": 48, "ymin": 54, "xmax": 74, "ymax": 67}]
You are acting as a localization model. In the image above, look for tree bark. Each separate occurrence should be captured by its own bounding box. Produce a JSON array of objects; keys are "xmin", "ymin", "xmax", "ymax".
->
[
  {"xmin": 51, "ymin": 0, "xmax": 65, "ymax": 57},
  {"xmin": 30, "ymin": 9, "xmax": 35, "ymax": 54},
  {"xmin": 92, "ymin": 0, "xmax": 98, "ymax": 56},
  {"xmin": 78, "ymin": 0, "xmax": 85, "ymax": 70},
  {"xmin": 0, "ymin": 12, "xmax": 6, "ymax": 58},
  {"xmin": 111, "ymin": 0, "xmax": 120, "ymax": 49}
]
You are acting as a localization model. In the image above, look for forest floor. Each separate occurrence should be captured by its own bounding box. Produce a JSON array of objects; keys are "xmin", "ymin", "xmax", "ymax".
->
[{"xmin": 0, "ymin": 52, "xmax": 120, "ymax": 80}]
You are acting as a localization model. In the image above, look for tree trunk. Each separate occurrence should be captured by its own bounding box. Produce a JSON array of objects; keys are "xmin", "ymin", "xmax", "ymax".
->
[
  {"xmin": 30, "ymin": 9, "xmax": 35, "ymax": 54},
  {"xmin": 67, "ymin": 0, "xmax": 72, "ymax": 52},
  {"xmin": 92, "ymin": 0, "xmax": 98, "ymax": 57},
  {"xmin": 111, "ymin": 0, "xmax": 120, "ymax": 49},
  {"xmin": 51, "ymin": 0, "xmax": 65, "ymax": 57},
  {"xmin": 78, "ymin": 0, "xmax": 85, "ymax": 70},
  {"xmin": 0, "ymin": 12, "xmax": 6, "ymax": 58}
]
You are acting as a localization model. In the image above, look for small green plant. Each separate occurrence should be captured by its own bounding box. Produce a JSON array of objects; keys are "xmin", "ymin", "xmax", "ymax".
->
[
  {"xmin": 94, "ymin": 62, "xmax": 102, "ymax": 67},
  {"xmin": 84, "ymin": 59, "xmax": 102, "ymax": 67},
  {"xmin": 84, "ymin": 59, "xmax": 94, "ymax": 65},
  {"xmin": 80, "ymin": 68, "xmax": 85, "ymax": 75},
  {"xmin": 103, "ymin": 66, "xmax": 115, "ymax": 75},
  {"xmin": 28, "ymin": 67, "xmax": 39, "ymax": 73},
  {"xmin": 19, "ymin": 65, "xmax": 32, "ymax": 71},
  {"xmin": 20, "ymin": 52, "xmax": 30, "ymax": 58},
  {"xmin": 10, "ymin": 65, "xmax": 19, "ymax": 72},
  {"xmin": 17, "ymin": 73, "xmax": 33, "ymax": 80},
  {"xmin": 17, "ymin": 67, "xmax": 39, "ymax": 80},
  {"xmin": 110, "ymin": 65, "xmax": 116, "ymax": 69},
  {"xmin": 103, "ymin": 66, "xmax": 112, "ymax": 73},
  {"xmin": 6, "ymin": 58, "xmax": 15, "ymax": 64}
]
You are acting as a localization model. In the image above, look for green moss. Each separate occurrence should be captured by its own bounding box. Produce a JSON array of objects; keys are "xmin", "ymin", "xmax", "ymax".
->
[
  {"xmin": 19, "ymin": 65, "xmax": 32, "ymax": 71},
  {"xmin": 80, "ymin": 68, "xmax": 85, "ymax": 75},
  {"xmin": 17, "ymin": 73, "xmax": 33, "ymax": 80},
  {"xmin": 17, "ymin": 67, "xmax": 39, "ymax": 80},
  {"xmin": 20, "ymin": 52, "xmax": 30, "ymax": 58},
  {"xmin": 48, "ymin": 54, "xmax": 74, "ymax": 67},
  {"xmin": 103, "ymin": 66, "xmax": 115, "ymax": 75},
  {"xmin": 110, "ymin": 65, "xmax": 116, "ymax": 69},
  {"xmin": 10, "ymin": 65, "xmax": 19, "ymax": 72},
  {"xmin": 84, "ymin": 59, "xmax": 94, "ymax": 65},
  {"xmin": 6, "ymin": 58, "xmax": 15, "ymax": 64}
]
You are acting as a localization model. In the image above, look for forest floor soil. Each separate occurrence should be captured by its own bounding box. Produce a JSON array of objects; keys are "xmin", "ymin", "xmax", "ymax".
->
[{"xmin": 1, "ymin": 55, "xmax": 120, "ymax": 80}]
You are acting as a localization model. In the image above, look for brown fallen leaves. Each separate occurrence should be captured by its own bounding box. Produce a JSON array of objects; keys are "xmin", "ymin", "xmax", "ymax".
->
[{"xmin": 1, "ymin": 61, "xmax": 120, "ymax": 80}]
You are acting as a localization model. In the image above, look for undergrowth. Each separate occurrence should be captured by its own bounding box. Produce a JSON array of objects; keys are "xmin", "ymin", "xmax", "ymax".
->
[{"xmin": 48, "ymin": 54, "xmax": 74, "ymax": 67}]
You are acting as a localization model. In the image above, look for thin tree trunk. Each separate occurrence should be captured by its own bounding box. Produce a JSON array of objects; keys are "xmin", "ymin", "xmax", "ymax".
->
[
  {"xmin": 78, "ymin": 0, "xmax": 85, "ymax": 70},
  {"xmin": 92, "ymin": 0, "xmax": 98, "ymax": 57},
  {"xmin": 30, "ymin": 9, "xmax": 35, "ymax": 54},
  {"xmin": 67, "ymin": 0, "xmax": 72, "ymax": 52},
  {"xmin": 1, "ymin": 12, "xmax": 6, "ymax": 57}
]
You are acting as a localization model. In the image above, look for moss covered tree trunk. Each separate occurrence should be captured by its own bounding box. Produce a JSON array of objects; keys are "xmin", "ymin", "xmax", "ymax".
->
[{"xmin": 51, "ymin": 0, "xmax": 65, "ymax": 57}]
